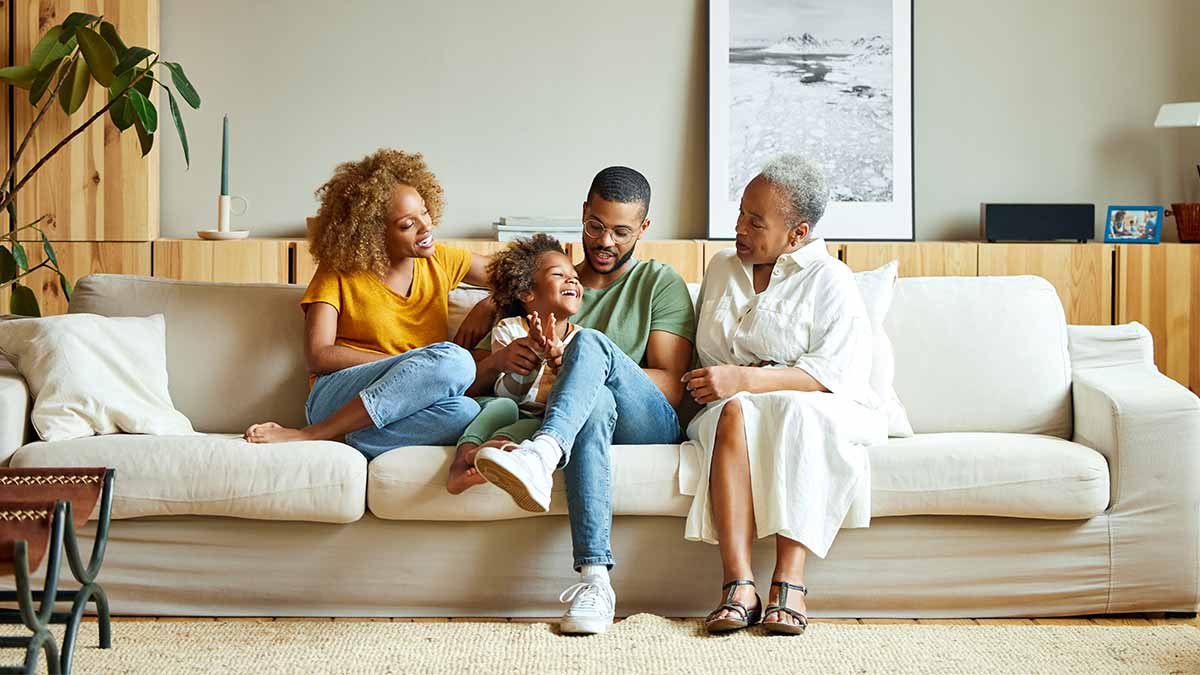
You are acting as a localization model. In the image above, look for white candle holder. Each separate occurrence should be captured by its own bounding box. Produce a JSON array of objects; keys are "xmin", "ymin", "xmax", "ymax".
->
[{"xmin": 198, "ymin": 194, "xmax": 250, "ymax": 240}]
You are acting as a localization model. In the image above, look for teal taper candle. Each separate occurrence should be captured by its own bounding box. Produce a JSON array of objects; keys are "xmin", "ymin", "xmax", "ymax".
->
[{"xmin": 220, "ymin": 114, "xmax": 229, "ymax": 196}]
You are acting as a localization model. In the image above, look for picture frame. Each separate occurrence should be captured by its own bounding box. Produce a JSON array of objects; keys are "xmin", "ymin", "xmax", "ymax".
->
[
  {"xmin": 708, "ymin": 0, "xmax": 914, "ymax": 240},
  {"xmin": 1103, "ymin": 205, "xmax": 1164, "ymax": 244}
]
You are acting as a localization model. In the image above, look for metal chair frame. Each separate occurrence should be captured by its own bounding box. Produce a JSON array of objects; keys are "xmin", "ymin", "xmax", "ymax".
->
[{"xmin": 1, "ymin": 469, "xmax": 114, "ymax": 675}]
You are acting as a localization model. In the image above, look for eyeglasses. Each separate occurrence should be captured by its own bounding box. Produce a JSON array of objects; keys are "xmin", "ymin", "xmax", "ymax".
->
[{"xmin": 583, "ymin": 219, "xmax": 638, "ymax": 245}]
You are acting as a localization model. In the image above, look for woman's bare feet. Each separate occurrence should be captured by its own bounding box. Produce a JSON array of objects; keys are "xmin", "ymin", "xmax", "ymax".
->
[
  {"xmin": 447, "ymin": 438, "xmax": 517, "ymax": 494},
  {"xmin": 243, "ymin": 422, "xmax": 314, "ymax": 444}
]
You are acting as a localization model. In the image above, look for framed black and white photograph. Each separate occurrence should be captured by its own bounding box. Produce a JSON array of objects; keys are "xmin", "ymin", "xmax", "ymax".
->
[{"xmin": 708, "ymin": 0, "xmax": 914, "ymax": 239}]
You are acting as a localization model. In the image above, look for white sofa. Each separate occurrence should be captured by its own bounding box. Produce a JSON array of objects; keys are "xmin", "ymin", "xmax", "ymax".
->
[{"xmin": 3, "ymin": 272, "xmax": 1198, "ymax": 618}]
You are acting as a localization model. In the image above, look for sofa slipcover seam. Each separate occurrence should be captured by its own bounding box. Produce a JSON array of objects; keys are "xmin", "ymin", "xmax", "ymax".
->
[
  {"xmin": 874, "ymin": 475, "xmax": 1106, "ymax": 492},
  {"xmin": 112, "ymin": 480, "xmax": 361, "ymax": 503}
]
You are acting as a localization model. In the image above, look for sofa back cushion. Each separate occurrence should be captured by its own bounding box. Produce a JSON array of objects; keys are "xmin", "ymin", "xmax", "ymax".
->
[
  {"xmin": 884, "ymin": 275, "xmax": 1072, "ymax": 438},
  {"xmin": 71, "ymin": 275, "xmax": 309, "ymax": 433}
]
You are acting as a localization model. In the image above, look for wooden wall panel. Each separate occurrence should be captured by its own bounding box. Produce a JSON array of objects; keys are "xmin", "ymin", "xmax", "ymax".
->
[
  {"xmin": 567, "ymin": 240, "xmax": 706, "ymax": 282},
  {"xmin": 842, "ymin": 242, "xmax": 978, "ymax": 276},
  {"xmin": 977, "ymin": 243, "xmax": 1114, "ymax": 325},
  {"xmin": 1116, "ymin": 244, "xmax": 1200, "ymax": 393},
  {"xmin": 2, "ymin": 242, "xmax": 150, "ymax": 315},
  {"xmin": 703, "ymin": 240, "xmax": 849, "ymax": 271},
  {"xmin": 13, "ymin": 0, "xmax": 159, "ymax": 241},
  {"xmin": 292, "ymin": 240, "xmax": 316, "ymax": 286},
  {"xmin": 1, "ymin": 0, "xmax": 8, "ymax": 233},
  {"xmin": 153, "ymin": 239, "xmax": 288, "ymax": 283}
]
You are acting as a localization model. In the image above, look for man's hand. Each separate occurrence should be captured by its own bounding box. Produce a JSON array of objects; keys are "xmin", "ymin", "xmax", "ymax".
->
[
  {"xmin": 493, "ymin": 337, "xmax": 543, "ymax": 377},
  {"xmin": 452, "ymin": 296, "xmax": 497, "ymax": 349},
  {"xmin": 682, "ymin": 365, "xmax": 749, "ymax": 405}
]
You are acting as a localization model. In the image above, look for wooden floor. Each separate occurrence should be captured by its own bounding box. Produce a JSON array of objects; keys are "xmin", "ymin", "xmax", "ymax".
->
[{"xmin": 97, "ymin": 613, "xmax": 1196, "ymax": 626}]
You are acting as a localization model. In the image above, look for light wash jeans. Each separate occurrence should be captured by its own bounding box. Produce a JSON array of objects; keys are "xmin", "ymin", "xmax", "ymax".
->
[
  {"xmin": 306, "ymin": 342, "xmax": 481, "ymax": 460},
  {"xmin": 536, "ymin": 329, "xmax": 683, "ymax": 570}
]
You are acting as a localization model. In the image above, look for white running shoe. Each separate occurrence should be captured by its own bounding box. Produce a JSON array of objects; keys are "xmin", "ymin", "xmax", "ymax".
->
[
  {"xmin": 474, "ymin": 443, "xmax": 553, "ymax": 513},
  {"xmin": 558, "ymin": 576, "xmax": 616, "ymax": 635}
]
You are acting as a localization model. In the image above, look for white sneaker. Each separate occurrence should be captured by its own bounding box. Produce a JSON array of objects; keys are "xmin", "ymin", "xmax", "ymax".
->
[
  {"xmin": 558, "ymin": 576, "xmax": 616, "ymax": 635},
  {"xmin": 474, "ymin": 444, "xmax": 553, "ymax": 513}
]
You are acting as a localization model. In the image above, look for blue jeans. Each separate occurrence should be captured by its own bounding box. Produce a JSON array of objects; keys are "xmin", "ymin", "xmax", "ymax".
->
[
  {"xmin": 537, "ymin": 329, "xmax": 683, "ymax": 570},
  {"xmin": 306, "ymin": 342, "xmax": 481, "ymax": 460}
]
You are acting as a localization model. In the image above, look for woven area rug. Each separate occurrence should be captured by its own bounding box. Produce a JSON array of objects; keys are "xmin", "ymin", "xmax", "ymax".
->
[{"xmin": 6, "ymin": 614, "xmax": 1200, "ymax": 674}]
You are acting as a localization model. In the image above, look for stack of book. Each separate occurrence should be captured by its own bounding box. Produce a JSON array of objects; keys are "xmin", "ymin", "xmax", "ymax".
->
[{"xmin": 492, "ymin": 217, "xmax": 582, "ymax": 243}]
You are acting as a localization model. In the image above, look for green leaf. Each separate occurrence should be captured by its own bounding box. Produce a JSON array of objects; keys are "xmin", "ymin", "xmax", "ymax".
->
[
  {"xmin": 108, "ymin": 92, "xmax": 134, "ymax": 131},
  {"xmin": 131, "ymin": 67, "xmax": 153, "ymax": 97},
  {"xmin": 76, "ymin": 27, "xmax": 117, "ymax": 86},
  {"xmin": 133, "ymin": 113, "xmax": 154, "ymax": 157},
  {"xmin": 127, "ymin": 88, "xmax": 157, "ymax": 132},
  {"xmin": 99, "ymin": 21, "xmax": 128, "ymax": 58},
  {"xmin": 40, "ymin": 233, "xmax": 59, "ymax": 268},
  {"xmin": 11, "ymin": 241, "xmax": 27, "ymax": 271},
  {"xmin": 113, "ymin": 46, "xmax": 154, "ymax": 77},
  {"xmin": 58, "ymin": 272, "xmax": 72, "ymax": 302},
  {"xmin": 0, "ymin": 248, "xmax": 16, "ymax": 284},
  {"xmin": 10, "ymin": 283, "xmax": 40, "ymax": 317},
  {"xmin": 0, "ymin": 65, "xmax": 38, "ymax": 89},
  {"xmin": 62, "ymin": 12, "xmax": 101, "ymax": 31},
  {"xmin": 58, "ymin": 58, "xmax": 91, "ymax": 115},
  {"xmin": 29, "ymin": 56, "xmax": 65, "ymax": 105},
  {"xmin": 30, "ymin": 27, "xmax": 65, "ymax": 68},
  {"xmin": 163, "ymin": 62, "xmax": 200, "ymax": 109},
  {"xmin": 164, "ymin": 87, "xmax": 190, "ymax": 168}
]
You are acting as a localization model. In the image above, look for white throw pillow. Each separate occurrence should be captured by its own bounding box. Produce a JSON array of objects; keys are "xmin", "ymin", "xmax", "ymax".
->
[
  {"xmin": 0, "ymin": 313, "xmax": 194, "ymax": 442},
  {"xmin": 854, "ymin": 261, "xmax": 914, "ymax": 438}
]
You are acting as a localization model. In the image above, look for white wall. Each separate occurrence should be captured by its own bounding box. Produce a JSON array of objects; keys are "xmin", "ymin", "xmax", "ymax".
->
[{"xmin": 161, "ymin": 0, "xmax": 1200, "ymax": 241}]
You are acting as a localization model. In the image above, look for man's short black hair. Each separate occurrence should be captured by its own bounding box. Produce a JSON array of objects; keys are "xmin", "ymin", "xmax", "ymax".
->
[{"xmin": 586, "ymin": 166, "xmax": 651, "ymax": 219}]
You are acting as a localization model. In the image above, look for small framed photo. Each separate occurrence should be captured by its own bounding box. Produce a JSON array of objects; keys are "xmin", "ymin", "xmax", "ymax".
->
[{"xmin": 1104, "ymin": 205, "xmax": 1163, "ymax": 243}]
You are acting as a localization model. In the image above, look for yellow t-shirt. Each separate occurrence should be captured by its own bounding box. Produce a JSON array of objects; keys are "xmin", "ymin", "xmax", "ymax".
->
[{"xmin": 300, "ymin": 243, "xmax": 472, "ymax": 359}]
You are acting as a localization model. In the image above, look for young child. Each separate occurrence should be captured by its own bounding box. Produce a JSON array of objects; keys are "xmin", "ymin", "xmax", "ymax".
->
[{"xmin": 446, "ymin": 234, "xmax": 582, "ymax": 494}]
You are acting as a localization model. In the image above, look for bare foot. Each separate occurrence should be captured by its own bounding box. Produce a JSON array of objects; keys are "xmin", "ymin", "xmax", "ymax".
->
[
  {"xmin": 244, "ymin": 422, "xmax": 313, "ymax": 444},
  {"xmin": 448, "ymin": 442, "xmax": 485, "ymax": 495},
  {"xmin": 711, "ymin": 581, "xmax": 759, "ymax": 622}
]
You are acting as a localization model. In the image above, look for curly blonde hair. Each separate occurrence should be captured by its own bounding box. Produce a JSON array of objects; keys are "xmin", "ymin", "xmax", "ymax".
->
[
  {"xmin": 487, "ymin": 234, "xmax": 567, "ymax": 318},
  {"xmin": 308, "ymin": 149, "xmax": 445, "ymax": 275}
]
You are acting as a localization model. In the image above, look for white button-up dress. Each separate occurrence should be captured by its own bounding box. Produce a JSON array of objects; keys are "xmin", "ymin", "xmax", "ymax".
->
[{"xmin": 682, "ymin": 240, "xmax": 886, "ymax": 558}]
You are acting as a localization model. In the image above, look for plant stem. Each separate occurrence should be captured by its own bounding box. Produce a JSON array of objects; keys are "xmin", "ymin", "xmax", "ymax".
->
[
  {"xmin": 6, "ymin": 64, "xmax": 155, "ymax": 204},
  {"xmin": 0, "ymin": 259, "xmax": 53, "ymax": 289},
  {"xmin": 0, "ymin": 52, "xmax": 82, "ymax": 207}
]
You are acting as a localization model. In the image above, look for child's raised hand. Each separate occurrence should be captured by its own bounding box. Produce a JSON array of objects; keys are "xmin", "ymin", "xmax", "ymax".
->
[
  {"xmin": 543, "ymin": 313, "xmax": 566, "ymax": 371},
  {"xmin": 526, "ymin": 311, "xmax": 550, "ymax": 358}
]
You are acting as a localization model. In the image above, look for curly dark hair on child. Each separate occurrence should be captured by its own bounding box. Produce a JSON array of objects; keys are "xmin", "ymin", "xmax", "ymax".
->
[{"xmin": 487, "ymin": 234, "xmax": 568, "ymax": 318}]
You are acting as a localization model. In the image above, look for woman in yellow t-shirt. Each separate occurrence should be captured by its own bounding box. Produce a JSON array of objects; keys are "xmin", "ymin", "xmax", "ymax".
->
[{"xmin": 244, "ymin": 149, "xmax": 492, "ymax": 459}]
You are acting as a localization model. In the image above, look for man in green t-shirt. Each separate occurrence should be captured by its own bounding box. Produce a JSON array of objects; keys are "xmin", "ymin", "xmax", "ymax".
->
[{"xmin": 467, "ymin": 167, "xmax": 696, "ymax": 635}]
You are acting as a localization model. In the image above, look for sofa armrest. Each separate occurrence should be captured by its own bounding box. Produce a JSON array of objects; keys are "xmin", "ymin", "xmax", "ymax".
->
[
  {"xmin": 1072, "ymin": 364, "xmax": 1200, "ymax": 612},
  {"xmin": 0, "ymin": 355, "xmax": 30, "ymax": 465}
]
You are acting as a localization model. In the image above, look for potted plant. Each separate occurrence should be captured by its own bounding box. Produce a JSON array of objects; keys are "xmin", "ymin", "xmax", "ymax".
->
[{"xmin": 0, "ymin": 11, "xmax": 199, "ymax": 315}]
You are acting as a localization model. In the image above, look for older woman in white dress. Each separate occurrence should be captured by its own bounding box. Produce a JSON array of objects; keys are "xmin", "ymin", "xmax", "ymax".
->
[{"xmin": 683, "ymin": 155, "xmax": 886, "ymax": 635}]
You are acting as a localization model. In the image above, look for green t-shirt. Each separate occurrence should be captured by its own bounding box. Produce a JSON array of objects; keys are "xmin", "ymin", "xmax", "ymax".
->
[
  {"xmin": 571, "ymin": 259, "xmax": 696, "ymax": 366},
  {"xmin": 480, "ymin": 259, "xmax": 696, "ymax": 366}
]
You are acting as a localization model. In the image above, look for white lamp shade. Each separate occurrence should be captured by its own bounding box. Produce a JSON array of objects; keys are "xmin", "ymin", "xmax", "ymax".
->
[{"xmin": 1155, "ymin": 102, "xmax": 1200, "ymax": 128}]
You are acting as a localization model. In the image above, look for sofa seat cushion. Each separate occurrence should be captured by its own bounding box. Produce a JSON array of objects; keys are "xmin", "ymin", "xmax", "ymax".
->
[
  {"xmin": 868, "ymin": 433, "xmax": 1110, "ymax": 520},
  {"xmin": 10, "ymin": 434, "xmax": 366, "ymax": 523},
  {"xmin": 368, "ymin": 444, "xmax": 692, "ymax": 521}
]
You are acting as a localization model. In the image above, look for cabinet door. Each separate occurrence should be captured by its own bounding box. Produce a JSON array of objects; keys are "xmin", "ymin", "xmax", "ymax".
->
[
  {"xmin": 1117, "ymin": 244, "xmax": 1200, "ymax": 393},
  {"xmin": 1, "ymin": 242, "xmax": 151, "ymax": 316},
  {"xmin": 978, "ymin": 244, "xmax": 1114, "ymax": 325},
  {"xmin": 843, "ymin": 242, "xmax": 978, "ymax": 276},
  {"xmin": 153, "ymin": 240, "xmax": 289, "ymax": 283}
]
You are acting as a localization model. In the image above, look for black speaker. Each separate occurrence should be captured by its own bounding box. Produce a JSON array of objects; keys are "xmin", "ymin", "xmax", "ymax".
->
[{"xmin": 980, "ymin": 203, "xmax": 1095, "ymax": 242}]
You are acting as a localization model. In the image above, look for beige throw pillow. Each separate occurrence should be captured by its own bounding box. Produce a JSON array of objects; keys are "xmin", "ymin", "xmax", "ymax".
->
[{"xmin": 0, "ymin": 313, "xmax": 194, "ymax": 442}]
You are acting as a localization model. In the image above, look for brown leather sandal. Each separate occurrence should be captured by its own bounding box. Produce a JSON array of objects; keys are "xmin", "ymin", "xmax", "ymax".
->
[
  {"xmin": 762, "ymin": 581, "xmax": 808, "ymax": 635},
  {"xmin": 704, "ymin": 579, "xmax": 762, "ymax": 634}
]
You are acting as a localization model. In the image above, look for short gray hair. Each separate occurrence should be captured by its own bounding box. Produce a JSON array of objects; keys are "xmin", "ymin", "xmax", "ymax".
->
[{"xmin": 759, "ymin": 154, "xmax": 829, "ymax": 230}]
